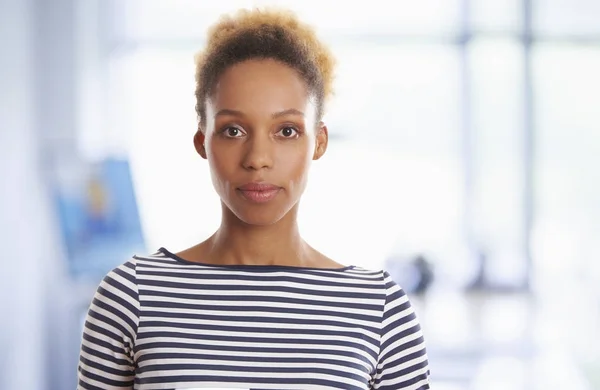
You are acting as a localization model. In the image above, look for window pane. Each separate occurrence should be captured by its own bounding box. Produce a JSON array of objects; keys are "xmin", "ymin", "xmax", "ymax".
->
[
  {"xmin": 533, "ymin": 0, "xmax": 600, "ymax": 36},
  {"xmin": 300, "ymin": 140, "xmax": 464, "ymax": 271},
  {"xmin": 108, "ymin": 48, "xmax": 217, "ymax": 251},
  {"xmin": 110, "ymin": 0, "xmax": 462, "ymax": 42},
  {"xmin": 329, "ymin": 43, "xmax": 462, "ymax": 155},
  {"xmin": 310, "ymin": 43, "xmax": 465, "ymax": 273},
  {"xmin": 272, "ymin": 0, "xmax": 462, "ymax": 36},
  {"xmin": 110, "ymin": 0, "xmax": 251, "ymax": 42},
  {"xmin": 531, "ymin": 44, "xmax": 600, "ymax": 294},
  {"xmin": 469, "ymin": 0, "xmax": 522, "ymax": 33},
  {"xmin": 466, "ymin": 37, "xmax": 528, "ymax": 287}
]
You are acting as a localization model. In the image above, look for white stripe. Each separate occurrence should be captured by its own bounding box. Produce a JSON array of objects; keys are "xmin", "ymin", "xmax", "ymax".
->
[
  {"xmin": 78, "ymin": 359, "xmax": 133, "ymax": 383},
  {"xmin": 139, "ymin": 306, "xmax": 381, "ymax": 328},
  {"xmin": 137, "ymin": 273, "xmax": 382, "ymax": 294},
  {"xmin": 380, "ymin": 336, "xmax": 426, "ymax": 367},
  {"xmin": 378, "ymin": 353, "xmax": 428, "ymax": 378},
  {"xmin": 140, "ymin": 283, "xmax": 382, "ymax": 306},
  {"xmin": 377, "ymin": 365, "xmax": 430, "ymax": 389},
  {"xmin": 135, "ymin": 335, "xmax": 377, "ymax": 361},
  {"xmin": 381, "ymin": 316, "xmax": 419, "ymax": 345},
  {"xmin": 135, "ymin": 347, "xmax": 374, "ymax": 372},
  {"xmin": 80, "ymin": 337, "xmax": 131, "ymax": 364},
  {"xmin": 77, "ymin": 374, "xmax": 131, "ymax": 390},
  {"xmin": 79, "ymin": 349, "xmax": 132, "ymax": 372},
  {"xmin": 138, "ymin": 318, "xmax": 380, "ymax": 340},
  {"xmin": 140, "ymin": 325, "xmax": 378, "ymax": 350},
  {"xmin": 141, "ymin": 294, "xmax": 381, "ymax": 317},
  {"xmin": 135, "ymin": 368, "xmax": 366, "ymax": 388},
  {"xmin": 136, "ymin": 263, "xmax": 383, "ymax": 283},
  {"xmin": 137, "ymin": 357, "xmax": 371, "ymax": 380},
  {"xmin": 88, "ymin": 300, "xmax": 136, "ymax": 339}
]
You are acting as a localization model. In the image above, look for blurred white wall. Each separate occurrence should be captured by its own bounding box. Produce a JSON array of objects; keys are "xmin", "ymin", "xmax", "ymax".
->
[
  {"xmin": 1, "ymin": 0, "xmax": 52, "ymax": 388},
  {"xmin": 0, "ymin": 0, "xmax": 79, "ymax": 388}
]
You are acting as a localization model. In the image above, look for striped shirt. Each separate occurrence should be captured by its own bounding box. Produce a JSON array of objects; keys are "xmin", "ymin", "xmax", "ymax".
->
[{"xmin": 78, "ymin": 248, "xmax": 430, "ymax": 389}]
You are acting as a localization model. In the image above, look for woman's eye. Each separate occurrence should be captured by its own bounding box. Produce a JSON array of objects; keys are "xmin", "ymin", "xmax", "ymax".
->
[
  {"xmin": 278, "ymin": 127, "xmax": 298, "ymax": 138},
  {"xmin": 223, "ymin": 127, "xmax": 244, "ymax": 137}
]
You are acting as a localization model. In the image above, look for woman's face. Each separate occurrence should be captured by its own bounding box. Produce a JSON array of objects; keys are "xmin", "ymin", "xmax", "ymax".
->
[{"xmin": 195, "ymin": 59, "xmax": 328, "ymax": 226}]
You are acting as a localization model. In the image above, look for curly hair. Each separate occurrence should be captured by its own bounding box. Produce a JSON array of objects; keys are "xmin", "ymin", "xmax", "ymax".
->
[{"xmin": 194, "ymin": 8, "xmax": 336, "ymax": 129}]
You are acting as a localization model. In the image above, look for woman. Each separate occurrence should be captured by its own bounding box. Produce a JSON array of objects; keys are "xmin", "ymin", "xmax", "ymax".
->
[{"xmin": 78, "ymin": 8, "xmax": 430, "ymax": 390}]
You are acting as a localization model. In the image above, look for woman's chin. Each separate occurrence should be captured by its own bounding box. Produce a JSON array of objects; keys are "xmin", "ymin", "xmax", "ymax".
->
[
  {"xmin": 223, "ymin": 201, "xmax": 295, "ymax": 227},
  {"xmin": 234, "ymin": 210, "xmax": 288, "ymax": 227},
  {"xmin": 219, "ymin": 195, "xmax": 299, "ymax": 227}
]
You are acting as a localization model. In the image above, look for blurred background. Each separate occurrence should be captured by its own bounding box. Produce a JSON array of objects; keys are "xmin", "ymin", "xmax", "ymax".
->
[{"xmin": 1, "ymin": 0, "xmax": 599, "ymax": 389}]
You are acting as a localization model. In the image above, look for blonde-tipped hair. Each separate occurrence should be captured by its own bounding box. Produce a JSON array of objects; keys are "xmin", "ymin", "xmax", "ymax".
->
[{"xmin": 194, "ymin": 8, "xmax": 335, "ymax": 127}]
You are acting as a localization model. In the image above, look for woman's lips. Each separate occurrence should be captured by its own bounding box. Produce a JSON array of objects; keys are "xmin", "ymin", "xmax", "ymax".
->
[{"xmin": 237, "ymin": 182, "xmax": 281, "ymax": 203}]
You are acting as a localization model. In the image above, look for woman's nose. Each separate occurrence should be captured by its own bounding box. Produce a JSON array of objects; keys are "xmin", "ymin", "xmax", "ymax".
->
[{"xmin": 241, "ymin": 133, "xmax": 274, "ymax": 171}]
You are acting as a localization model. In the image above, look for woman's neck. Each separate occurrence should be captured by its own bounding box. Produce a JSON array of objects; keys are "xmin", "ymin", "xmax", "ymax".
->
[
  {"xmin": 177, "ymin": 203, "xmax": 344, "ymax": 269},
  {"xmin": 178, "ymin": 202, "xmax": 317, "ymax": 267},
  {"xmin": 209, "ymin": 207, "xmax": 308, "ymax": 267}
]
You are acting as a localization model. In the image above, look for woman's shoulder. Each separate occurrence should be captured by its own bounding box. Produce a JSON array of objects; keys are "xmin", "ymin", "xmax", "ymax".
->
[{"xmin": 99, "ymin": 248, "xmax": 182, "ymax": 287}]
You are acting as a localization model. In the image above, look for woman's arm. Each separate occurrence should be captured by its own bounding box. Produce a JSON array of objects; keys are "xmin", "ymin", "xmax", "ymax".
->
[
  {"xmin": 372, "ymin": 272, "xmax": 430, "ymax": 389},
  {"xmin": 78, "ymin": 261, "xmax": 139, "ymax": 390}
]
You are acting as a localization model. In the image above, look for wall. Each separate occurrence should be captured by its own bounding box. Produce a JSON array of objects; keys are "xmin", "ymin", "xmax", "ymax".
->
[{"xmin": 0, "ymin": 0, "xmax": 78, "ymax": 388}]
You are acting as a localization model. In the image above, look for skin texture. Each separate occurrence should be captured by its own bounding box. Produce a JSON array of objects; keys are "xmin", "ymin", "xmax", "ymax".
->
[{"xmin": 177, "ymin": 59, "xmax": 342, "ymax": 269}]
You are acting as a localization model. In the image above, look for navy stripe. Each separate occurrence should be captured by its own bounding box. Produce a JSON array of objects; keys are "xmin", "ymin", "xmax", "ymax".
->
[
  {"xmin": 79, "ymin": 356, "xmax": 133, "ymax": 377},
  {"xmin": 136, "ymin": 374, "xmax": 364, "ymax": 390},
  {"xmin": 136, "ymin": 341, "xmax": 375, "ymax": 365},
  {"xmin": 78, "ymin": 367, "xmax": 133, "ymax": 387},
  {"xmin": 82, "ymin": 333, "xmax": 126, "ymax": 356},
  {"xmin": 141, "ymin": 300, "xmax": 381, "ymax": 322},
  {"xmin": 142, "ymin": 288, "xmax": 383, "ymax": 311},
  {"xmin": 87, "ymin": 305, "xmax": 134, "ymax": 341},
  {"xmin": 380, "ymin": 323, "xmax": 422, "ymax": 352},
  {"xmin": 376, "ymin": 348, "xmax": 428, "ymax": 375},
  {"xmin": 80, "ymin": 344, "xmax": 132, "ymax": 367},
  {"xmin": 136, "ymin": 330, "xmax": 378, "ymax": 360},
  {"xmin": 379, "ymin": 335, "xmax": 426, "ymax": 366},
  {"xmin": 139, "ymin": 277, "xmax": 386, "ymax": 299},
  {"xmin": 137, "ymin": 268, "xmax": 384, "ymax": 289},
  {"xmin": 78, "ymin": 378, "xmax": 106, "ymax": 390},
  {"xmin": 139, "ymin": 320, "xmax": 379, "ymax": 345},
  {"xmin": 139, "ymin": 310, "xmax": 381, "ymax": 334},
  {"xmin": 136, "ymin": 352, "xmax": 371, "ymax": 372},
  {"xmin": 137, "ymin": 362, "xmax": 368, "ymax": 383}
]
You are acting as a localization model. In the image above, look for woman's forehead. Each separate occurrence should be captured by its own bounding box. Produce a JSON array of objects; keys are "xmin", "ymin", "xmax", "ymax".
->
[{"xmin": 206, "ymin": 60, "xmax": 316, "ymax": 119}]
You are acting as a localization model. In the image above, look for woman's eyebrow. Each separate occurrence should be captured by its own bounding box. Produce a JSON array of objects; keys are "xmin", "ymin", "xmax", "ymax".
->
[{"xmin": 214, "ymin": 108, "xmax": 305, "ymax": 119}]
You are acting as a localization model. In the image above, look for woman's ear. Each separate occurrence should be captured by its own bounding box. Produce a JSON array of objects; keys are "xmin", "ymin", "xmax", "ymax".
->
[
  {"xmin": 313, "ymin": 122, "xmax": 328, "ymax": 160},
  {"xmin": 193, "ymin": 129, "xmax": 207, "ymax": 159}
]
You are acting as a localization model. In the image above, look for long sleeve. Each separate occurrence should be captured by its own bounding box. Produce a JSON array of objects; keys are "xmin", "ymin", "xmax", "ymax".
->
[
  {"xmin": 372, "ymin": 272, "xmax": 430, "ymax": 389},
  {"xmin": 78, "ymin": 261, "xmax": 140, "ymax": 390}
]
